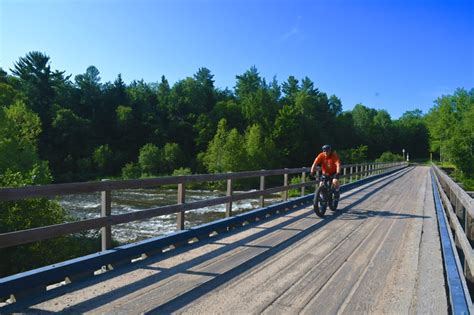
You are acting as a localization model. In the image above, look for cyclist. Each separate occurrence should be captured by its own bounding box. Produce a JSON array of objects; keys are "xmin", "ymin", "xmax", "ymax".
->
[{"xmin": 310, "ymin": 144, "xmax": 341, "ymax": 199}]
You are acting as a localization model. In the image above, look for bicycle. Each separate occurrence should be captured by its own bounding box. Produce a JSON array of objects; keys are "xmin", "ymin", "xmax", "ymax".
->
[{"xmin": 312, "ymin": 174, "xmax": 340, "ymax": 217}]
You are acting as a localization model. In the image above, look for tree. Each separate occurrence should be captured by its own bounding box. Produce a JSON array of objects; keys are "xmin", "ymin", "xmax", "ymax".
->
[
  {"xmin": 194, "ymin": 67, "xmax": 216, "ymax": 112},
  {"xmin": 138, "ymin": 143, "xmax": 162, "ymax": 175},
  {"xmin": 121, "ymin": 162, "xmax": 141, "ymax": 179},
  {"xmin": 116, "ymin": 105, "xmax": 133, "ymax": 127},
  {"xmin": 244, "ymin": 124, "xmax": 277, "ymax": 170},
  {"xmin": 11, "ymin": 52, "xmax": 68, "ymax": 126},
  {"xmin": 425, "ymin": 88, "xmax": 473, "ymax": 169},
  {"xmin": 375, "ymin": 151, "xmax": 404, "ymax": 162},
  {"xmin": 282, "ymin": 76, "xmax": 299, "ymax": 102},
  {"xmin": 0, "ymin": 101, "xmax": 42, "ymax": 173},
  {"xmin": 372, "ymin": 110, "xmax": 394, "ymax": 155},
  {"xmin": 393, "ymin": 109, "xmax": 429, "ymax": 159},
  {"xmin": 93, "ymin": 144, "xmax": 114, "ymax": 175},
  {"xmin": 235, "ymin": 66, "xmax": 261, "ymax": 99},
  {"xmin": 0, "ymin": 99, "xmax": 75, "ymax": 277},
  {"xmin": 50, "ymin": 108, "xmax": 92, "ymax": 180},
  {"xmin": 163, "ymin": 143, "xmax": 185, "ymax": 173},
  {"xmin": 202, "ymin": 119, "xmax": 229, "ymax": 173},
  {"xmin": 338, "ymin": 145, "xmax": 368, "ymax": 164},
  {"xmin": 328, "ymin": 95, "xmax": 342, "ymax": 116},
  {"xmin": 74, "ymin": 66, "xmax": 102, "ymax": 119},
  {"xmin": 272, "ymin": 104, "xmax": 305, "ymax": 167},
  {"xmin": 0, "ymin": 82, "xmax": 22, "ymax": 108}
]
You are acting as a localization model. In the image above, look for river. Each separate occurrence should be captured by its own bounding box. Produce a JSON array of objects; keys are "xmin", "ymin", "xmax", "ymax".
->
[{"xmin": 58, "ymin": 188, "xmax": 283, "ymax": 244}]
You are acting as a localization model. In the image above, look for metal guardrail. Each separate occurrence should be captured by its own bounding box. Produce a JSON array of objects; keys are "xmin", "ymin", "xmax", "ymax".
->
[
  {"xmin": 0, "ymin": 163, "xmax": 408, "ymax": 304},
  {"xmin": 431, "ymin": 166, "xmax": 473, "ymax": 313}
]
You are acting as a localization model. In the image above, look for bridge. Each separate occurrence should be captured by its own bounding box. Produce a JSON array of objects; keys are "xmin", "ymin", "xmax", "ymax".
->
[{"xmin": 0, "ymin": 163, "xmax": 473, "ymax": 314}]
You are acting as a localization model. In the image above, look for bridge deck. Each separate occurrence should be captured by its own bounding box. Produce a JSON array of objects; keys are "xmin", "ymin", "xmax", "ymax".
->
[{"xmin": 13, "ymin": 166, "xmax": 448, "ymax": 314}]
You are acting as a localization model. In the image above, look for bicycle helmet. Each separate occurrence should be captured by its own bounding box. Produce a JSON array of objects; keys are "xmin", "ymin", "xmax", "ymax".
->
[{"xmin": 322, "ymin": 144, "xmax": 332, "ymax": 152}]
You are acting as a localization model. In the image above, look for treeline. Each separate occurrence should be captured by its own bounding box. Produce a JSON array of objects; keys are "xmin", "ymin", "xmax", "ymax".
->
[
  {"xmin": 425, "ymin": 89, "xmax": 474, "ymax": 184},
  {"xmin": 1, "ymin": 51, "xmax": 435, "ymax": 185}
]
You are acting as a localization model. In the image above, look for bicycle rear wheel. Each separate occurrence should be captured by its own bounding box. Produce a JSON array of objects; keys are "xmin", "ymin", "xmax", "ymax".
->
[{"xmin": 313, "ymin": 186, "xmax": 327, "ymax": 217}]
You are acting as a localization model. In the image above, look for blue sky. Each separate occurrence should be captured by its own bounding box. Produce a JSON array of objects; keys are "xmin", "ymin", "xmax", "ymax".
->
[{"xmin": 1, "ymin": 0, "xmax": 473, "ymax": 119}]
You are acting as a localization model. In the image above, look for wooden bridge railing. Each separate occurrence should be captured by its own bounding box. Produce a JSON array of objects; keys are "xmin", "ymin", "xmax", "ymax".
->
[
  {"xmin": 0, "ymin": 162, "xmax": 405, "ymax": 251},
  {"xmin": 432, "ymin": 165, "xmax": 474, "ymax": 285}
]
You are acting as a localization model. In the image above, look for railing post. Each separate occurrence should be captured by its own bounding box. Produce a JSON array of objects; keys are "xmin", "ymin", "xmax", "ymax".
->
[
  {"xmin": 226, "ymin": 177, "xmax": 233, "ymax": 217},
  {"xmin": 350, "ymin": 166, "xmax": 353, "ymax": 182},
  {"xmin": 343, "ymin": 167, "xmax": 346, "ymax": 185},
  {"xmin": 282, "ymin": 169, "xmax": 288, "ymax": 201},
  {"xmin": 177, "ymin": 183, "xmax": 185, "ymax": 230},
  {"xmin": 301, "ymin": 170, "xmax": 306, "ymax": 196},
  {"xmin": 260, "ymin": 172, "xmax": 265, "ymax": 208},
  {"xmin": 101, "ymin": 184, "xmax": 112, "ymax": 251}
]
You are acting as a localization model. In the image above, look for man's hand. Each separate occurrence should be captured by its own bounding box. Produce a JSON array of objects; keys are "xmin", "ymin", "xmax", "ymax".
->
[{"xmin": 310, "ymin": 171, "xmax": 315, "ymax": 177}]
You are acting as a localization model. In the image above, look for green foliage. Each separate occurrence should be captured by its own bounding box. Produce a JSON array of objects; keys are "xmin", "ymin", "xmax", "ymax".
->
[
  {"xmin": 51, "ymin": 108, "xmax": 92, "ymax": 173},
  {"xmin": 121, "ymin": 162, "xmax": 141, "ymax": 179},
  {"xmin": 202, "ymin": 119, "xmax": 228, "ymax": 173},
  {"xmin": 288, "ymin": 176, "xmax": 303, "ymax": 197},
  {"xmin": 2, "ymin": 52, "xmax": 471, "ymax": 182},
  {"xmin": 163, "ymin": 143, "xmax": 185, "ymax": 173},
  {"xmin": 116, "ymin": 105, "xmax": 133, "ymax": 126},
  {"xmin": 138, "ymin": 143, "xmax": 162, "ymax": 175},
  {"xmin": 93, "ymin": 144, "xmax": 114, "ymax": 175},
  {"xmin": 245, "ymin": 124, "xmax": 276, "ymax": 170},
  {"xmin": 202, "ymin": 119, "xmax": 248, "ymax": 173},
  {"xmin": 426, "ymin": 88, "xmax": 474, "ymax": 176},
  {"xmin": 172, "ymin": 167, "xmax": 192, "ymax": 176},
  {"xmin": 0, "ymin": 101, "xmax": 42, "ymax": 173},
  {"xmin": 338, "ymin": 145, "xmax": 368, "ymax": 164},
  {"xmin": 0, "ymin": 82, "xmax": 23, "ymax": 107},
  {"xmin": 393, "ymin": 109, "xmax": 429, "ymax": 160},
  {"xmin": 0, "ymin": 102, "xmax": 99, "ymax": 276},
  {"xmin": 375, "ymin": 151, "xmax": 404, "ymax": 162}
]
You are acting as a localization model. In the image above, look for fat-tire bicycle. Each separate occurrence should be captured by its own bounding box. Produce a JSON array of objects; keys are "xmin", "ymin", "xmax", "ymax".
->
[{"xmin": 312, "ymin": 174, "xmax": 340, "ymax": 218}]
